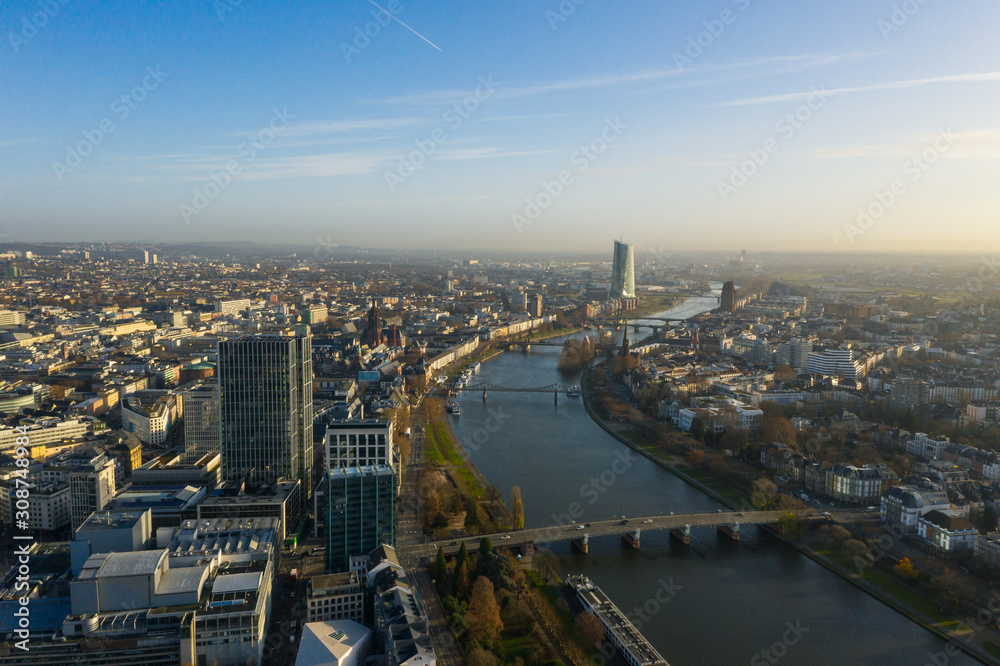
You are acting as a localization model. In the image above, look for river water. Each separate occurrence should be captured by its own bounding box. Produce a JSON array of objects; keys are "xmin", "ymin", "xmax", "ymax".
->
[{"xmin": 451, "ymin": 295, "xmax": 980, "ymax": 666}]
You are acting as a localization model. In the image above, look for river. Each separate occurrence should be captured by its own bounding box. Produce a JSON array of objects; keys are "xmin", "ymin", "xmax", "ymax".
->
[{"xmin": 450, "ymin": 294, "xmax": 980, "ymax": 666}]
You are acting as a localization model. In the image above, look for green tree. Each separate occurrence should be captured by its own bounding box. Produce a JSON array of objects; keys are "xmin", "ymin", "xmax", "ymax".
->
[
  {"xmin": 510, "ymin": 485, "xmax": 525, "ymax": 530},
  {"xmin": 457, "ymin": 542, "xmax": 471, "ymax": 571},
  {"xmin": 432, "ymin": 547, "xmax": 447, "ymax": 583},
  {"xmin": 465, "ymin": 498, "xmax": 482, "ymax": 531},
  {"xmin": 777, "ymin": 512, "xmax": 802, "ymax": 539},
  {"xmin": 454, "ymin": 561, "xmax": 471, "ymax": 597},
  {"xmin": 479, "ymin": 537, "xmax": 493, "ymax": 557}
]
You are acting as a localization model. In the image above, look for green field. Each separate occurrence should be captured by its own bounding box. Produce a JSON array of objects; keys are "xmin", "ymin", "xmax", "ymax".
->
[
  {"xmin": 425, "ymin": 419, "xmax": 484, "ymax": 498},
  {"xmin": 813, "ymin": 546, "xmax": 969, "ymax": 631}
]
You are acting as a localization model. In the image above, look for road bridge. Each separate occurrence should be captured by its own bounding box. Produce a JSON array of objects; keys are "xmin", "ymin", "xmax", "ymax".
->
[{"xmin": 401, "ymin": 509, "xmax": 839, "ymax": 560}]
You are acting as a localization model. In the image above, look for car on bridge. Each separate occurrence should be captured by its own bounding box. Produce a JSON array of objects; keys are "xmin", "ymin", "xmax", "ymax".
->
[
  {"xmin": 643, "ymin": 519, "xmax": 652, "ymax": 524},
  {"xmin": 575, "ymin": 525, "xmax": 585, "ymax": 530}
]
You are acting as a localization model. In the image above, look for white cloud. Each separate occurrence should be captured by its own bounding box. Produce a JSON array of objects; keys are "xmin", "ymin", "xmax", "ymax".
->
[{"xmin": 715, "ymin": 71, "xmax": 1000, "ymax": 107}]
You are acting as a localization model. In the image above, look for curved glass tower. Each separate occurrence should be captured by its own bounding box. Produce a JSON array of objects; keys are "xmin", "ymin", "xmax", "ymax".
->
[{"xmin": 611, "ymin": 240, "xmax": 635, "ymax": 299}]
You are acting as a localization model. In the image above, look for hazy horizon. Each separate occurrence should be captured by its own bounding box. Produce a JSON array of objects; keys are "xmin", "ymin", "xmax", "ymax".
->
[{"xmin": 2, "ymin": 1, "xmax": 998, "ymax": 252}]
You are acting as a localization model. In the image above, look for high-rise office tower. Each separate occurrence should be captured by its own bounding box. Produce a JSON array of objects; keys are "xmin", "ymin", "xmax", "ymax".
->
[
  {"xmin": 515, "ymin": 290, "xmax": 528, "ymax": 312},
  {"xmin": 610, "ymin": 240, "xmax": 635, "ymax": 299},
  {"xmin": 218, "ymin": 332, "xmax": 314, "ymax": 502},
  {"xmin": 721, "ymin": 281, "xmax": 736, "ymax": 313},
  {"xmin": 182, "ymin": 382, "xmax": 221, "ymax": 460},
  {"xmin": 142, "ymin": 249, "xmax": 150, "ymax": 264},
  {"xmin": 530, "ymin": 293, "xmax": 544, "ymax": 317},
  {"xmin": 323, "ymin": 465, "xmax": 396, "ymax": 572}
]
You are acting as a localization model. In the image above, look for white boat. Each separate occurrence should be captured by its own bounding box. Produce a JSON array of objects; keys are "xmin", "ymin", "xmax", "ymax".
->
[
  {"xmin": 470, "ymin": 362, "xmax": 481, "ymax": 373},
  {"xmin": 450, "ymin": 403, "xmax": 461, "ymax": 416},
  {"xmin": 566, "ymin": 386, "xmax": 581, "ymax": 397}
]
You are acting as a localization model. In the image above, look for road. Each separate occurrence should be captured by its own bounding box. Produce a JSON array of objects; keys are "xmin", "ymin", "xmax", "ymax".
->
[
  {"xmin": 401, "ymin": 509, "xmax": 867, "ymax": 560},
  {"xmin": 396, "ymin": 392, "xmax": 466, "ymax": 665}
]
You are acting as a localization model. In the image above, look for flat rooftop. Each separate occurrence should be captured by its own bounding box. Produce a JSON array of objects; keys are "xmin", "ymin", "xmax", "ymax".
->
[{"xmin": 77, "ymin": 509, "xmax": 148, "ymax": 532}]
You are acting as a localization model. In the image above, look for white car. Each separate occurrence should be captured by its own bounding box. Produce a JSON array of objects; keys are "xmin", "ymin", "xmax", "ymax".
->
[
  {"xmin": 643, "ymin": 519, "xmax": 653, "ymax": 524},
  {"xmin": 575, "ymin": 525, "xmax": 585, "ymax": 530}
]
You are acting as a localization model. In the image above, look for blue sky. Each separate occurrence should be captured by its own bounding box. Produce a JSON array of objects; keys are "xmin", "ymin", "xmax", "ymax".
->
[{"xmin": 1, "ymin": 0, "xmax": 998, "ymax": 253}]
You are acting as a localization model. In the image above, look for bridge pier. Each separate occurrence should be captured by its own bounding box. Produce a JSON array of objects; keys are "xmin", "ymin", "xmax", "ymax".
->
[
  {"xmin": 572, "ymin": 534, "xmax": 589, "ymax": 554},
  {"xmin": 482, "ymin": 390, "xmax": 487, "ymax": 402},
  {"xmin": 554, "ymin": 390, "xmax": 558, "ymax": 405},
  {"xmin": 621, "ymin": 528, "xmax": 640, "ymax": 549},
  {"xmin": 670, "ymin": 524, "xmax": 691, "ymax": 545},
  {"xmin": 718, "ymin": 522, "xmax": 740, "ymax": 541}
]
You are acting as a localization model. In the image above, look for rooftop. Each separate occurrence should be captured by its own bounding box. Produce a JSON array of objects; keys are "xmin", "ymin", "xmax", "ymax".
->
[
  {"xmin": 295, "ymin": 620, "xmax": 371, "ymax": 666},
  {"xmin": 76, "ymin": 509, "xmax": 149, "ymax": 533},
  {"xmin": 79, "ymin": 549, "xmax": 166, "ymax": 580}
]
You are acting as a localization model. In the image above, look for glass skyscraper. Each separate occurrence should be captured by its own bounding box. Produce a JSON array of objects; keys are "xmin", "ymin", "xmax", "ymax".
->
[
  {"xmin": 611, "ymin": 239, "xmax": 636, "ymax": 299},
  {"xmin": 218, "ymin": 332, "xmax": 314, "ymax": 503},
  {"xmin": 323, "ymin": 465, "xmax": 397, "ymax": 572}
]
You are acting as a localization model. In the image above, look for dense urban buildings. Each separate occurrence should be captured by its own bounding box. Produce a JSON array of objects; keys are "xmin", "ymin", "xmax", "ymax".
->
[
  {"xmin": 3, "ymin": 244, "xmax": 1000, "ymax": 664},
  {"xmin": 6, "ymin": 1, "xmax": 998, "ymax": 662}
]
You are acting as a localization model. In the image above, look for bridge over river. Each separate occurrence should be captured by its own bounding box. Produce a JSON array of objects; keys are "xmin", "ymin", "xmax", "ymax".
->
[{"xmin": 401, "ymin": 509, "xmax": 848, "ymax": 560}]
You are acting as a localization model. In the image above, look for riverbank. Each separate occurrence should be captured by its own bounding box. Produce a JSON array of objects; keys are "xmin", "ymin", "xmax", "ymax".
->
[
  {"xmin": 629, "ymin": 291, "xmax": 684, "ymax": 319},
  {"xmin": 580, "ymin": 379, "xmax": 999, "ymax": 666}
]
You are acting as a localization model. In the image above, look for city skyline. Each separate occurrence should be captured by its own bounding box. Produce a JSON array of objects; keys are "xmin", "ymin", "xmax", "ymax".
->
[
  {"xmin": 7, "ymin": 2, "xmax": 1000, "ymax": 664},
  {"xmin": 1, "ymin": 1, "xmax": 999, "ymax": 252}
]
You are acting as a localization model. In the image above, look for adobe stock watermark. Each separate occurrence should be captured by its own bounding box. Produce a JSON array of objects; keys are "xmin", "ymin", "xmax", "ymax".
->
[
  {"xmin": 178, "ymin": 107, "xmax": 294, "ymax": 224},
  {"xmin": 717, "ymin": 86, "xmax": 829, "ymax": 202},
  {"xmin": 343, "ymin": 0, "xmax": 440, "ymax": 61},
  {"xmin": 52, "ymin": 66, "xmax": 169, "ymax": 182},
  {"xmin": 672, "ymin": 0, "xmax": 752, "ymax": 71},
  {"xmin": 646, "ymin": 245, "xmax": 670, "ymax": 266},
  {"xmin": 532, "ymin": 449, "xmax": 640, "ymax": 549},
  {"xmin": 751, "ymin": 620, "xmax": 810, "ymax": 665},
  {"xmin": 546, "ymin": 0, "xmax": 587, "ymax": 31},
  {"xmin": 878, "ymin": 0, "xmax": 933, "ymax": 41},
  {"xmin": 580, "ymin": 449, "xmax": 639, "ymax": 504},
  {"xmin": 453, "ymin": 406, "xmax": 512, "ymax": 454},
  {"xmin": 582, "ymin": 577, "xmax": 681, "ymax": 666},
  {"xmin": 923, "ymin": 585, "xmax": 1000, "ymax": 666},
  {"xmin": 628, "ymin": 577, "xmax": 682, "ymax": 631},
  {"xmin": 384, "ymin": 75, "xmax": 501, "ymax": 192},
  {"xmin": 511, "ymin": 117, "xmax": 627, "ymax": 235},
  {"xmin": 341, "ymin": 0, "xmax": 404, "ymax": 62},
  {"xmin": 965, "ymin": 255, "xmax": 999, "ymax": 294},
  {"xmin": 313, "ymin": 235, "xmax": 342, "ymax": 262},
  {"xmin": 6, "ymin": 0, "xmax": 72, "ymax": 54},
  {"xmin": 214, "ymin": 0, "xmax": 242, "ymax": 22},
  {"xmin": 841, "ymin": 128, "xmax": 957, "ymax": 244}
]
